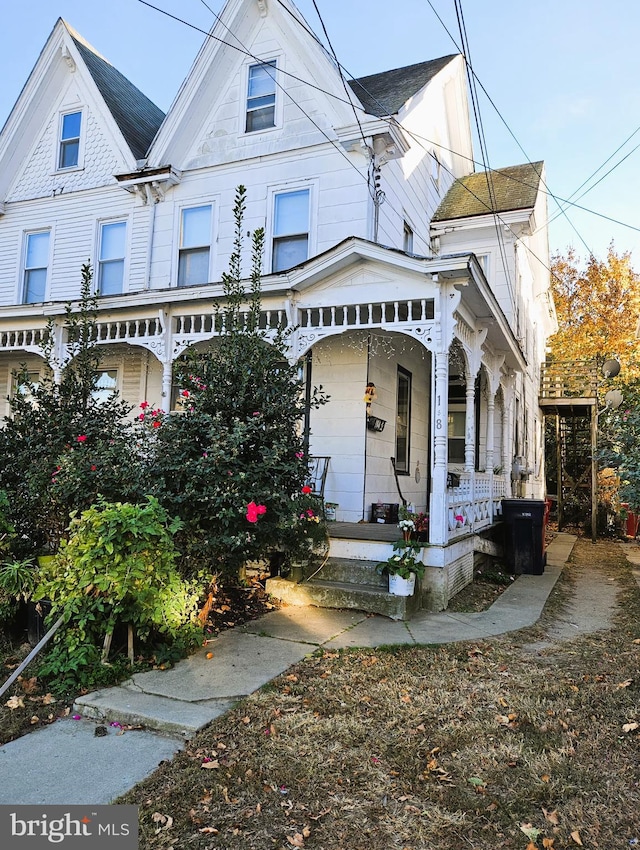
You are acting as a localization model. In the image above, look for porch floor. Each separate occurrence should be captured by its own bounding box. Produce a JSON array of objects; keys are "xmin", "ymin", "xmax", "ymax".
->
[{"xmin": 327, "ymin": 521, "xmax": 400, "ymax": 542}]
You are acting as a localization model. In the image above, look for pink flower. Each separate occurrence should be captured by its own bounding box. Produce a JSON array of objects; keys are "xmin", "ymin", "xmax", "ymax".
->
[
  {"xmin": 246, "ymin": 501, "xmax": 267, "ymax": 523},
  {"xmin": 181, "ymin": 390, "xmax": 190, "ymax": 398},
  {"xmin": 152, "ymin": 420, "xmax": 161, "ymax": 429},
  {"xmin": 76, "ymin": 435, "xmax": 87, "ymax": 443},
  {"xmin": 252, "ymin": 411, "xmax": 260, "ymax": 417},
  {"xmin": 295, "ymin": 451, "xmax": 304, "ymax": 459},
  {"xmin": 90, "ymin": 465, "xmax": 97, "ymax": 472},
  {"xmin": 140, "ymin": 401, "xmax": 149, "ymax": 410},
  {"xmin": 302, "ymin": 485, "xmax": 312, "ymax": 495},
  {"xmin": 138, "ymin": 413, "xmax": 145, "ymax": 421}
]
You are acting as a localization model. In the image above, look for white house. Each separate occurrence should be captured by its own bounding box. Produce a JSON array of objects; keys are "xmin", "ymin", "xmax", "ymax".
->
[{"xmin": 0, "ymin": 0, "xmax": 556, "ymax": 613}]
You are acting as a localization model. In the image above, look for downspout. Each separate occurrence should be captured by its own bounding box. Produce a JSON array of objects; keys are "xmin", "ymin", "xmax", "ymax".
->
[{"xmin": 302, "ymin": 350, "xmax": 312, "ymax": 456}]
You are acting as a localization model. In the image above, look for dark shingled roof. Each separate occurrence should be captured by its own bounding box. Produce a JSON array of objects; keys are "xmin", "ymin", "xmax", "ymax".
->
[
  {"xmin": 432, "ymin": 162, "xmax": 544, "ymax": 221},
  {"xmin": 68, "ymin": 28, "xmax": 165, "ymax": 160},
  {"xmin": 348, "ymin": 55, "xmax": 457, "ymax": 117}
]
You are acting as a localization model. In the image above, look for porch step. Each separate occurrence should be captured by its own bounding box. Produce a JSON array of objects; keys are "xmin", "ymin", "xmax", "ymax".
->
[
  {"xmin": 265, "ymin": 576, "xmax": 419, "ymax": 621},
  {"xmin": 314, "ymin": 557, "xmax": 387, "ymax": 588}
]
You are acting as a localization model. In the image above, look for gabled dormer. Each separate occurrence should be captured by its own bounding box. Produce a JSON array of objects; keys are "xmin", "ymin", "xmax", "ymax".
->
[
  {"xmin": 0, "ymin": 18, "xmax": 164, "ymax": 204},
  {"xmin": 146, "ymin": 0, "xmax": 404, "ymax": 172}
]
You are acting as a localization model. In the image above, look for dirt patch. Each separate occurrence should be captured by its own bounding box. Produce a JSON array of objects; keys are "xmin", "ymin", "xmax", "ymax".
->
[
  {"xmin": 446, "ymin": 566, "xmax": 516, "ymax": 613},
  {"xmin": 120, "ymin": 538, "xmax": 640, "ymax": 850}
]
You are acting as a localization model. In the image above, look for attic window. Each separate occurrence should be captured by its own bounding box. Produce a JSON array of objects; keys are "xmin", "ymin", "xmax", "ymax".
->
[
  {"xmin": 246, "ymin": 61, "xmax": 276, "ymax": 132},
  {"xmin": 58, "ymin": 111, "xmax": 82, "ymax": 169}
]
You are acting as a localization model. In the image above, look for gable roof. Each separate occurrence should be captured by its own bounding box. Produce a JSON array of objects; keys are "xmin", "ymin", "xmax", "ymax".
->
[
  {"xmin": 348, "ymin": 55, "xmax": 457, "ymax": 116},
  {"xmin": 432, "ymin": 161, "xmax": 544, "ymax": 221},
  {"xmin": 66, "ymin": 24, "xmax": 164, "ymax": 160}
]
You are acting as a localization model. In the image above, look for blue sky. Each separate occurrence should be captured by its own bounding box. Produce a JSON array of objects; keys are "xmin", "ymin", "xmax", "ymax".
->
[{"xmin": 1, "ymin": 0, "xmax": 639, "ymax": 264}]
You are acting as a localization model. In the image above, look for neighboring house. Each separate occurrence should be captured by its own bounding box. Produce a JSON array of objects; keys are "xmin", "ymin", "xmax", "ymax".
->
[{"xmin": 0, "ymin": 0, "xmax": 556, "ymax": 612}]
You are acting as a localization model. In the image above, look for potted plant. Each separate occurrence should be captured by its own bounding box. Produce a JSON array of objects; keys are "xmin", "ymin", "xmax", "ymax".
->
[{"xmin": 377, "ymin": 536, "xmax": 426, "ymax": 596}]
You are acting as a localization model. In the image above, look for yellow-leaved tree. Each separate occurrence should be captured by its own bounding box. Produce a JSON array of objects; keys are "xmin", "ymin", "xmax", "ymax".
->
[{"xmin": 549, "ymin": 245, "xmax": 640, "ymax": 376}]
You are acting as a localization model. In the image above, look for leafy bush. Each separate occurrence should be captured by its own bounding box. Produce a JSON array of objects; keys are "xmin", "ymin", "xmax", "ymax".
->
[
  {"xmin": 0, "ymin": 265, "xmax": 143, "ymax": 556},
  {"xmin": 148, "ymin": 187, "xmax": 327, "ymax": 575},
  {"xmin": 35, "ymin": 497, "xmax": 201, "ymax": 685}
]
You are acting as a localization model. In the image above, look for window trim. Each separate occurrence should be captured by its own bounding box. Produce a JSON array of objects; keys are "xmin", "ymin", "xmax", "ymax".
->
[
  {"xmin": 175, "ymin": 202, "xmax": 215, "ymax": 288},
  {"xmin": 395, "ymin": 366, "xmax": 412, "ymax": 474},
  {"xmin": 22, "ymin": 229, "xmax": 51, "ymax": 304},
  {"xmin": 241, "ymin": 54, "xmax": 283, "ymax": 136},
  {"xmin": 267, "ymin": 183, "xmax": 315, "ymax": 274},
  {"xmin": 56, "ymin": 109, "xmax": 84, "ymax": 172},
  {"xmin": 97, "ymin": 219, "xmax": 128, "ymax": 296}
]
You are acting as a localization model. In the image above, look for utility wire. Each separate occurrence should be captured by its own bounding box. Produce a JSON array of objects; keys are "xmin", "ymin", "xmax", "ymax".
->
[
  {"xmin": 548, "ymin": 129, "xmax": 640, "ymax": 226},
  {"xmin": 142, "ymin": 0, "xmax": 640, "ymax": 238},
  {"xmin": 425, "ymin": 0, "xmax": 594, "ymax": 258},
  {"xmin": 454, "ymin": 0, "xmax": 514, "ymax": 299}
]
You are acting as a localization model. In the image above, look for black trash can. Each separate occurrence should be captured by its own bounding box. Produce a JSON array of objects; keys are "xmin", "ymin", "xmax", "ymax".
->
[{"xmin": 501, "ymin": 498, "xmax": 547, "ymax": 575}]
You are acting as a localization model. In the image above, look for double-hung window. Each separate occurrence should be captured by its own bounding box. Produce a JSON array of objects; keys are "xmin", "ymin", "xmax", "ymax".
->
[
  {"xmin": 272, "ymin": 189, "xmax": 309, "ymax": 273},
  {"xmin": 178, "ymin": 205, "xmax": 212, "ymax": 287},
  {"xmin": 246, "ymin": 61, "xmax": 276, "ymax": 132},
  {"xmin": 58, "ymin": 111, "xmax": 82, "ymax": 169},
  {"xmin": 23, "ymin": 231, "xmax": 50, "ymax": 303},
  {"xmin": 98, "ymin": 221, "xmax": 126, "ymax": 295}
]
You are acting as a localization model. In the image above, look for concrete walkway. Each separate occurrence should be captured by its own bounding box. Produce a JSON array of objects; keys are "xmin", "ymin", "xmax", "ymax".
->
[{"xmin": 0, "ymin": 533, "xmax": 575, "ymax": 806}]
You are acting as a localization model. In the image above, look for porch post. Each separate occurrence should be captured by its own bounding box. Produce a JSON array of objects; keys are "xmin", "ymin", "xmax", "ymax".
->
[
  {"xmin": 161, "ymin": 362, "xmax": 173, "ymax": 409},
  {"xmin": 486, "ymin": 393, "xmax": 496, "ymax": 520},
  {"xmin": 502, "ymin": 378, "xmax": 515, "ymax": 498},
  {"xmin": 430, "ymin": 349, "xmax": 449, "ymax": 545},
  {"xmin": 464, "ymin": 373, "xmax": 475, "ymax": 472}
]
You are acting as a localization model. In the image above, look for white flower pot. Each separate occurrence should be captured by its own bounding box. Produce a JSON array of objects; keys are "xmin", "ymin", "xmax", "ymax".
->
[{"xmin": 388, "ymin": 572, "xmax": 416, "ymax": 596}]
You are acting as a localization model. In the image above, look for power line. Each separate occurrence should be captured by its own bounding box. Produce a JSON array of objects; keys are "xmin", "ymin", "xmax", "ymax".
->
[
  {"xmin": 138, "ymin": 0, "xmax": 403, "ymax": 245},
  {"xmin": 143, "ymin": 0, "xmax": 640, "ymax": 239},
  {"xmin": 137, "ymin": 0, "xmax": 640, "ymax": 252},
  {"xmin": 454, "ymin": 0, "xmax": 514, "ymax": 299},
  {"xmin": 424, "ymin": 0, "xmax": 595, "ymax": 258}
]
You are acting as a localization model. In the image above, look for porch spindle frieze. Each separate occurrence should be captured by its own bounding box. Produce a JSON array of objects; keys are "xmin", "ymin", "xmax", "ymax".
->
[{"xmin": 291, "ymin": 297, "xmax": 436, "ymax": 357}]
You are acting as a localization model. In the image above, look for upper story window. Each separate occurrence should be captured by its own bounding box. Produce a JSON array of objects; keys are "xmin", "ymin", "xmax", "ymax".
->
[
  {"xmin": 23, "ymin": 231, "xmax": 50, "ymax": 303},
  {"xmin": 178, "ymin": 205, "xmax": 212, "ymax": 287},
  {"xmin": 58, "ymin": 111, "xmax": 82, "ymax": 169},
  {"xmin": 246, "ymin": 61, "xmax": 276, "ymax": 133},
  {"xmin": 98, "ymin": 221, "xmax": 126, "ymax": 295},
  {"xmin": 430, "ymin": 150, "xmax": 441, "ymax": 188},
  {"xmin": 272, "ymin": 189, "xmax": 309, "ymax": 273},
  {"xmin": 403, "ymin": 221, "xmax": 414, "ymax": 253}
]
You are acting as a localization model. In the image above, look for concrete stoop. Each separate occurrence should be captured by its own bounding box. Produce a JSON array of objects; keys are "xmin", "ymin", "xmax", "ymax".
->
[{"xmin": 266, "ymin": 557, "xmax": 420, "ymax": 621}]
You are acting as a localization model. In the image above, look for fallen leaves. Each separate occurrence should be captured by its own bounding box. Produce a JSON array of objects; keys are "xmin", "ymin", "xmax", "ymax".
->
[
  {"xmin": 622, "ymin": 721, "xmax": 639, "ymax": 733},
  {"xmin": 5, "ymin": 695, "xmax": 25, "ymax": 710},
  {"xmin": 287, "ymin": 826, "xmax": 311, "ymax": 847},
  {"xmin": 570, "ymin": 829, "xmax": 583, "ymax": 845}
]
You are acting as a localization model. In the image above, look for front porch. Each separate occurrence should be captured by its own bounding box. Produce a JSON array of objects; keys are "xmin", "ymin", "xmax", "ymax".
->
[{"xmin": 266, "ymin": 476, "xmax": 508, "ymax": 620}]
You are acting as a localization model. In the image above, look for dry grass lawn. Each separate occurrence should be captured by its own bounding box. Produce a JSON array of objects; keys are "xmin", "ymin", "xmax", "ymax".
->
[{"xmin": 120, "ymin": 538, "xmax": 640, "ymax": 850}]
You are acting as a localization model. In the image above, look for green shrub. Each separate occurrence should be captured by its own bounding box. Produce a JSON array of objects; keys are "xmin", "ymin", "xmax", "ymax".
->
[{"xmin": 35, "ymin": 497, "xmax": 201, "ymax": 684}]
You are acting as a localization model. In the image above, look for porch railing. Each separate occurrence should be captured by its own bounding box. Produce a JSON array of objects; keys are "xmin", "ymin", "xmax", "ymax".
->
[{"xmin": 446, "ymin": 472, "xmax": 506, "ymax": 540}]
